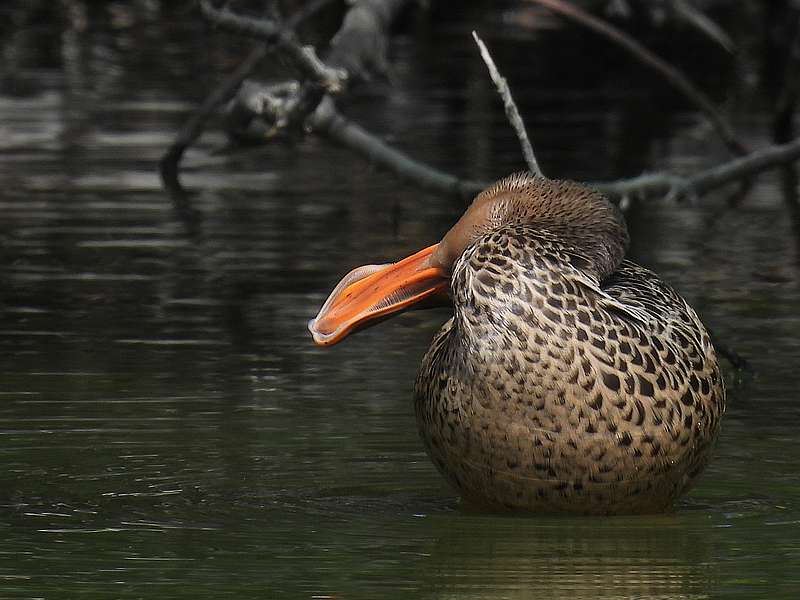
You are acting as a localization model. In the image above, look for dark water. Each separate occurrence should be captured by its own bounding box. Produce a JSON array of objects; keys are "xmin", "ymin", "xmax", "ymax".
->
[{"xmin": 2, "ymin": 4, "xmax": 800, "ymax": 599}]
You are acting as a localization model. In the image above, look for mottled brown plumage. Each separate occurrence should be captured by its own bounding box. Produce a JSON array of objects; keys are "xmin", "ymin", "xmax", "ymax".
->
[{"xmin": 310, "ymin": 173, "xmax": 725, "ymax": 514}]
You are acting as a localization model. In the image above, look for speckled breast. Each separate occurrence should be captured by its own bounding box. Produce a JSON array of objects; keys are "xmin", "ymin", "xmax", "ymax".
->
[{"xmin": 413, "ymin": 227, "xmax": 725, "ymax": 514}]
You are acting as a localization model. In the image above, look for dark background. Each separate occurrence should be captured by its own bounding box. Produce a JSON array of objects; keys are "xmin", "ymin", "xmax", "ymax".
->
[{"xmin": 1, "ymin": 1, "xmax": 799, "ymax": 598}]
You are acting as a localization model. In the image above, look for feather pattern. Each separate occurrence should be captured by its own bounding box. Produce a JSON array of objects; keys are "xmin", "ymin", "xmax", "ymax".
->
[{"xmin": 413, "ymin": 176, "xmax": 724, "ymax": 514}]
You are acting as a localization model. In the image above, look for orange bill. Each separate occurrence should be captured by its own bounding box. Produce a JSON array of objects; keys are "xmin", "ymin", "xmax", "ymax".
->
[{"xmin": 308, "ymin": 243, "xmax": 448, "ymax": 346}]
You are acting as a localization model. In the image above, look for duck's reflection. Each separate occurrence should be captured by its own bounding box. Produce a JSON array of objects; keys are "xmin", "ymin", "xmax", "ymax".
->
[{"xmin": 418, "ymin": 511, "xmax": 714, "ymax": 600}]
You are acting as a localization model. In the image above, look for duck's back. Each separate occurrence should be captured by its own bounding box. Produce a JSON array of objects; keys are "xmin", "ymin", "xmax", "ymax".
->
[{"xmin": 599, "ymin": 258, "xmax": 726, "ymax": 487}]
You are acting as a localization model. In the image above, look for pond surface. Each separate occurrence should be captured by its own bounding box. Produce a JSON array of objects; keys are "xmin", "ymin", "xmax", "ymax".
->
[{"xmin": 1, "ymin": 4, "xmax": 800, "ymax": 599}]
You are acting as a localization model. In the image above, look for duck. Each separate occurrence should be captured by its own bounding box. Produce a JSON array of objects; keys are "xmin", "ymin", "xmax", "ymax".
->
[{"xmin": 308, "ymin": 173, "xmax": 725, "ymax": 514}]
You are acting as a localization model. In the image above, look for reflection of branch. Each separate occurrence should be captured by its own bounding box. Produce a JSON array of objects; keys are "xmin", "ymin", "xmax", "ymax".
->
[
  {"xmin": 471, "ymin": 31, "xmax": 543, "ymax": 177},
  {"xmin": 525, "ymin": 0, "xmax": 747, "ymax": 156}
]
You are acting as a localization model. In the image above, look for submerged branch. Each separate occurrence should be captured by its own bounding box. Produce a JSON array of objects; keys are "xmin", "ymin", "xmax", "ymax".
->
[
  {"xmin": 472, "ymin": 31, "xmax": 543, "ymax": 177},
  {"xmin": 163, "ymin": 0, "xmax": 411, "ymax": 194},
  {"xmin": 525, "ymin": 0, "xmax": 747, "ymax": 156},
  {"xmin": 160, "ymin": 0, "xmax": 335, "ymax": 193}
]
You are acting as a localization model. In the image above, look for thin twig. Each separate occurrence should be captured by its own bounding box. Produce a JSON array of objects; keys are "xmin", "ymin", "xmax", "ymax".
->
[
  {"xmin": 471, "ymin": 31, "xmax": 543, "ymax": 178},
  {"xmin": 525, "ymin": 0, "xmax": 747, "ymax": 156}
]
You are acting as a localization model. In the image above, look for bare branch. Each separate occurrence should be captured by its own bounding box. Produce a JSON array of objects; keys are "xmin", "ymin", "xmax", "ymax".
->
[
  {"xmin": 199, "ymin": 0, "xmax": 347, "ymax": 92},
  {"xmin": 525, "ymin": 0, "xmax": 748, "ymax": 156},
  {"xmin": 309, "ymin": 97, "xmax": 484, "ymax": 198},
  {"xmin": 592, "ymin": 172, "xmax": 683, "ymax": 199},
  {"xmin": 223, "ymin": 69, "xmax": 800, "ymax": 204},
  {"xmin": 685, "ymin": 135, "xmax": 800, "ymax": 196},
  {"xmin": 598, "ymin": 136, "xmax": 800, "ymax": 200},
  {"xmin": 174, "ymin": 1, "xmax": 800, "ymax": 210},
  {"xmin": 471, "ymin": 31, "xmax": 543, "ymax": 178},
  {"xmin": 160, "ymin": 0, "xmax": 335, "ymax": 193}
]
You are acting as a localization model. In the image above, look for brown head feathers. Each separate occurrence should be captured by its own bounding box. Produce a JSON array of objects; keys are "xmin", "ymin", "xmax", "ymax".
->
[{"xmin": 432, "ymin": 173, "xmax": 629, "ymax": 280}]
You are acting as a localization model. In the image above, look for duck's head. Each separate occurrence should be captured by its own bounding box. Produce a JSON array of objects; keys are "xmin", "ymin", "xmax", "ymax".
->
[{"xmin": 308, "ymin": 173, "xmax": 628, "ymax": 346}]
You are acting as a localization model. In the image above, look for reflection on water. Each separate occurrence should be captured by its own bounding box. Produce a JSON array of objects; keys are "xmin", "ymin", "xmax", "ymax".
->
[
  {"xmin": 1, "ymin": 3, "xmax": 800, "ymax": 599},
  {"xmin": 421, "ymin": 515, "xmax": 716, "ymax": 599}
]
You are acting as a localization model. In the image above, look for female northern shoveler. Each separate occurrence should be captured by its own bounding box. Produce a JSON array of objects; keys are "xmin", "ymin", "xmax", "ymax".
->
[{"xmin": 309, "ymin": 173, "xmax": 724, "ymax": 514}]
